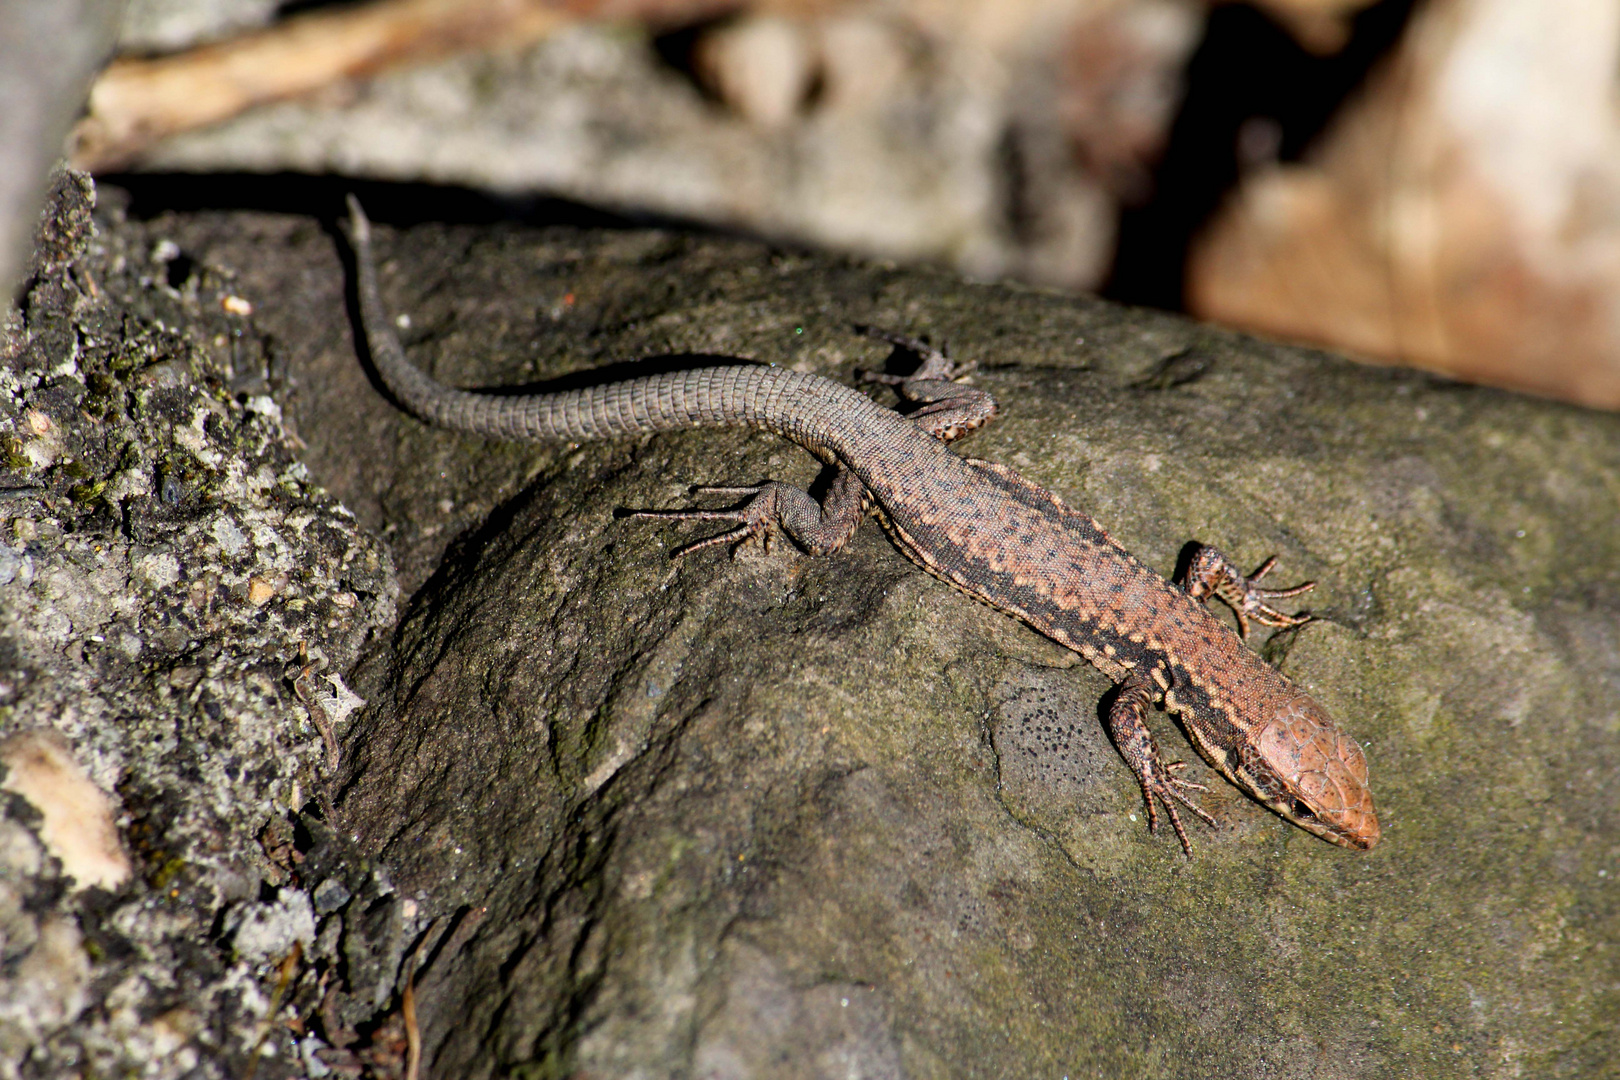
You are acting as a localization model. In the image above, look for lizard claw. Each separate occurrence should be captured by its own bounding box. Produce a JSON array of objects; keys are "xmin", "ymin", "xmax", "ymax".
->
[
  {"xmin": 1108, "ymin": 676, "xmax": 1219, "ymax": 858},
  {"xmin": 1183, "ymin": 547, "xmax": 1315, "ymax": 638},
  {"xmin": 855, "ymin": 326, "xmax": 974, "ymax": 382},
  {"xmin": 1142, "ymin": 771, "xmax": 1219, "ymax": 858},
  {"xmin": 1165, "ymin": 759, "xmax": 1210, "ymax": 793},
  {"xmin": 673, "ymin": 524, "xmax": 767, "ymax": 559},
  {"xmin": 624, "ymin": 486, "xmax": 777, "ymax": 558}
]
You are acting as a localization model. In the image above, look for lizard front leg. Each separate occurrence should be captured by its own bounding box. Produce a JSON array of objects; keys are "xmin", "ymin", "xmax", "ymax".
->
[
  {"xmin": 1107, "ymin": 669, "xmax": 1216, "ymax": 857},
  {"xmin": 1180, "ymin": 545, "xmax": 1315, "ymax": 638},
  {"xmin": 858, "ymin": 328, "xmax": 999, "ymax": 443},
  {"xmin": 626, "ymin": 466, "xmax": 868, "ymax": 558}
]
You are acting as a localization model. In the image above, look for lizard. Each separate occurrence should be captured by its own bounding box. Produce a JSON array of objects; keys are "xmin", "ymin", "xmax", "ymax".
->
[{"xmin": 343, "ymin": 197, "xmax": 1380, "ymax": 856}]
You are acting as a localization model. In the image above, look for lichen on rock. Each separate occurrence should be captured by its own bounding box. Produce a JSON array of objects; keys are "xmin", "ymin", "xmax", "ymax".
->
[{"xmin": 0, "ymin": 170, "xmax": 395, "ymax": 1077}]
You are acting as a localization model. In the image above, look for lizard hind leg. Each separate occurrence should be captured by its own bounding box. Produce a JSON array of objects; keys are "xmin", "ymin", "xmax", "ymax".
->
[
  {"xmin": 1106, "ymin": 671, "xmax": 1216, "ymax": 858},
  {"xmin": 624, "ymin": 467, "xmax": 868, "ymax": 559},
  {"xmin": 1180, "ymin": 545, "xmax": 1315, "ymax": 639}
]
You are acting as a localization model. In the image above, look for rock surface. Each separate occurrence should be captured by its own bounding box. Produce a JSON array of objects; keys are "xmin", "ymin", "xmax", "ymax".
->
[
  {"xmin": 0, "ymin": 173, "xmax": 395, "ymax": 1078},
  {"xmin": 3, "ymin": 173, "xmax": 1618, "ymax": 1077},
  {"xmin": 334, "ymin": 205, "xmax": 1620, "ymax": 1080}
]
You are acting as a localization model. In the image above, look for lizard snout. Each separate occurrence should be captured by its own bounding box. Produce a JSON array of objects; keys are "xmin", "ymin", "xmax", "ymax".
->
[{"xmin": 1255, "ymin": 695, "xmax": 1381, "ymax": 850}]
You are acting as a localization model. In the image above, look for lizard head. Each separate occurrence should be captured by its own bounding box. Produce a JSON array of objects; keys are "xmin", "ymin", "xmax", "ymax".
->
[{"xmin": 1231, "ymin": 694, "xmax": 1381, "ymax": 850}]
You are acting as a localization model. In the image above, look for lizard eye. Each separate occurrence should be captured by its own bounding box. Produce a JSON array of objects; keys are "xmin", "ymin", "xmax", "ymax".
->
[{"xmin": 1289, "ymin": 799, "xmax": 1317, "ymax": 822}]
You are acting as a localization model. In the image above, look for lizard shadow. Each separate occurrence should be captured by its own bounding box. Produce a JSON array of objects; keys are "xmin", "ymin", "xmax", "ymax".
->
[
  {"xmin": 1173, "ymin": 541, "xmax": 1205, "ymax": 584},
  {"xmin": 326, "ymin": 189, "xmax": 760, "ymax": 404}
]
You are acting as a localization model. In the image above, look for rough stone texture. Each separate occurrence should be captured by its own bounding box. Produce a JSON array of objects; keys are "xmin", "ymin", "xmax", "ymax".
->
[
  {"xmin": 6, "ymin": 175, "xmax": 1620, "ymax": 1076},
  {"xmin": 0, "ymin": 172, "xmax": 395, "ymax": 1078}
]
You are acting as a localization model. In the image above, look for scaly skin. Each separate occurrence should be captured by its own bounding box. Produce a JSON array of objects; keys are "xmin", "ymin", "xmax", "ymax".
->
[{"xmin": 345, "ymin": 198, "xmax": 1380, "ymax": 855}]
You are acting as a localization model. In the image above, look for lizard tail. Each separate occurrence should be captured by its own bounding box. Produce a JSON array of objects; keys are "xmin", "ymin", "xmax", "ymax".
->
[{"xmin": 344, "ymin": 195, "xmax": 882, "ymax": 449}]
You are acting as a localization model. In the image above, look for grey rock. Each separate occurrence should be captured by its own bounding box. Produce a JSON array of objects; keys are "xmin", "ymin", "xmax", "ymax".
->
[
  {"xmin": 0, "ymin": 172, "xmax": 396, "ymax": 1076},
  {"xmin": 223, "ymin": 888, "xmax": 315, "ymax": 964},
  {"xmin": 311, "ymin": 876, "xmax": 351, "ymax": 914},
  {"xmin": 136, "ymin": 12, "xmax": 1174, "ymax": 292},
  {"xmin": 5, "ymin": 174, "xmax": 1618, "ymax": 1077},
  {"xmin": 118, "ymin": 0, "xmax": 279, "ymax": 53},
  {"xmin": 0, "ymin": 544, "xmax": 23, "ymax": 588},
  {"xmin": 318, "ymin": 214, "xmax": 1615, "ymax": 1077}
]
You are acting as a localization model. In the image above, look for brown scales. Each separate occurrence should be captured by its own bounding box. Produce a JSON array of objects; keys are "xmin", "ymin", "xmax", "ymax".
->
[{"xmin": 345, "ymin": 197, "xmax": 1381, "ymax": 856}]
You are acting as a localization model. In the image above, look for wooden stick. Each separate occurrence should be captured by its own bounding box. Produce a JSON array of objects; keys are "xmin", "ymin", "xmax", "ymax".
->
[{"xmin": 70, "ymin": 0, "xmax": 746, "ymax": 172}]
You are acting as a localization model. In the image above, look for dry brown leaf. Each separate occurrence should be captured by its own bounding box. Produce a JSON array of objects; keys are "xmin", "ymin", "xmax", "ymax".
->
[{"xmin": 1189, "ymin": 0, "xmax": 1620, "ymax": 409}]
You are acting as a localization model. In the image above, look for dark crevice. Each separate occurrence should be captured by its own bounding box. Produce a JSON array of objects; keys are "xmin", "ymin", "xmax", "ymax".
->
[
  {"xmin": 101, "ymin": 172, "xmax": 650, "ymax": 232},
  {"xmin": 1103, "ymin": 0, "xmax": 1421, "ymax": 311}
]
